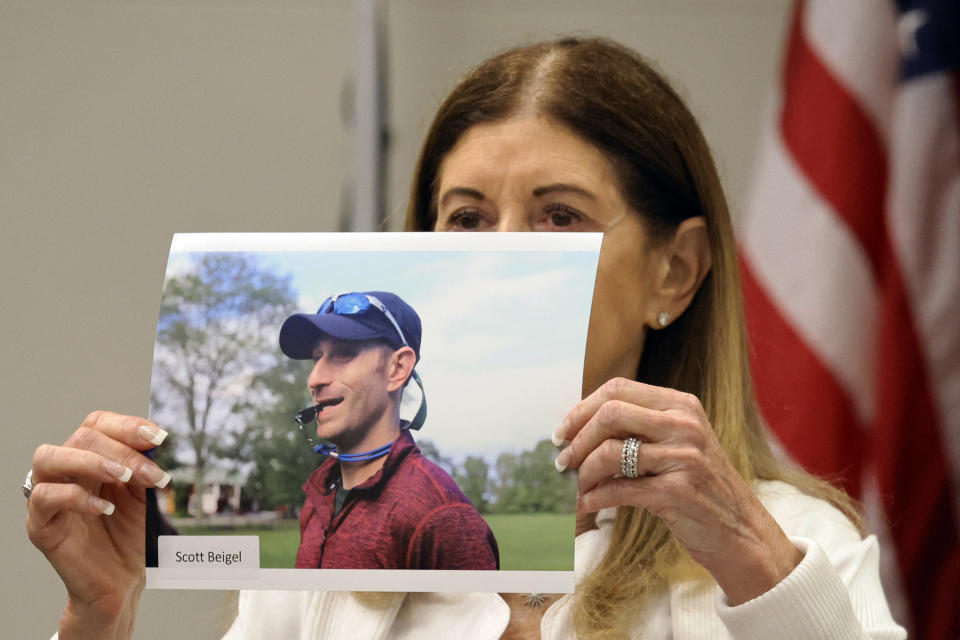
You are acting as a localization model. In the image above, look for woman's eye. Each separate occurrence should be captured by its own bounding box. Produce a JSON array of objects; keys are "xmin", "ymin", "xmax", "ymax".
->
[
  {"xmin": 543, "ymin": 205, "xmax": 584, "ymax": 229},
  {"xmin": 447, "ymin": 209, "xmax": 484, "ymax": 230}
]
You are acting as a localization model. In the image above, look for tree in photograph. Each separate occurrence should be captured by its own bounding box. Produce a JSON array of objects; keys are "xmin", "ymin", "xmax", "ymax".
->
[
  {"xmin": 239, "ymin": 357, "xmax": 324, "ymax": 514},
  {"xmin": 454, "ymin": 455, "xmax": 491, "ymax": 513},
  {"xmin": 491, "ymin": 439, "xmax": 577, "ymax": 513},
  {"xmin": 492, "ymin": 451, "xmax": 522, "ymax": 514},
  {"xmin": 151, "ymin": 253, "xmax": 297, "ymax": 515},
  {"xmin": 518, "ymin": 439, "xmax": 577, "ymax": 513}
]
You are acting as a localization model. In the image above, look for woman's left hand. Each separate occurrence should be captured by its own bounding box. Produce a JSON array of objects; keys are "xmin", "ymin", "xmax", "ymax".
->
[{"xmin": 553, "ymin": 377, "xmax": 803, "ymax": 605}]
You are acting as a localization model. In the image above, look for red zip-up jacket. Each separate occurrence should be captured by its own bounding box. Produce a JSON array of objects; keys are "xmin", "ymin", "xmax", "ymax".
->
[{"xmin": 295, "ymin": 430, "xmax": 499, "ymax": 570}]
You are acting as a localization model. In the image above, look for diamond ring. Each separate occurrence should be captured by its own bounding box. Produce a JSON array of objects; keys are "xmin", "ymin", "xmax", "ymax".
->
[
  {"xmin": 620, "ymin": 437, "xmax": 640, "ymax": 479},
  {"xmin": 22, "ymin": 469, "xmax": 35, "ymax": 500}
]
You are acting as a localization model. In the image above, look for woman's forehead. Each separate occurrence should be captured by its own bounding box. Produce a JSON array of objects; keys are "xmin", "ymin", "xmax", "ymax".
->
[{"xmin": 437, "ymin": 116, "xmax": 621, "ymax": 193}]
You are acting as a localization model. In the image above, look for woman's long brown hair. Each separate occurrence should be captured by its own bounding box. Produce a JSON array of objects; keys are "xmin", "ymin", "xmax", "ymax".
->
[{"xmin": 405, "ymin": 37, "xmax": 861, "ymax": 639}]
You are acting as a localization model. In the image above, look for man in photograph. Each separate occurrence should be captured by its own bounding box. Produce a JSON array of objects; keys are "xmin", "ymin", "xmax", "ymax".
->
[{"xmin": 279, "ymin": 290, "xmax": 499, "ymax": 570}]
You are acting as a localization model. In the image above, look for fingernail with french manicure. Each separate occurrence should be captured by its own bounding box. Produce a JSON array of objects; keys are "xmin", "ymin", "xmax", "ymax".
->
[
  {"xmin": 139, "ymin": 424, "xmax": 169, "ymax": 446},
  {"xmin": 551, "ymin": 418, "xmax": 570, "ymax": 447},
  {"xmin": 138, "ymin": 462, "xmax": 171, "ymax": 488},
  {"xmin": 90, "ymin": 495, "xmax": 115, "ymax": 516},
  {"xmin": 555, "ymin": 449, "xmax": 571, "ymax": 472},
  {"xmin": 102, "ymin": 459, "xmax": 133, "ymax": 482}
]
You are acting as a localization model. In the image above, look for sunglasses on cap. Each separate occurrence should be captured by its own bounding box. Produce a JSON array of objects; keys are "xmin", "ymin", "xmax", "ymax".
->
[{"xmin": 317, "ymin": 292, "xmax": 409, "ymax": 348}]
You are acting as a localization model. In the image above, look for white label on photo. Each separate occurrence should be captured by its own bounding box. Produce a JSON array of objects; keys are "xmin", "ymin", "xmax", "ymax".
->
[{"xmin": 157, "ymin": 535, "xmax": 259, "ymax": 580}]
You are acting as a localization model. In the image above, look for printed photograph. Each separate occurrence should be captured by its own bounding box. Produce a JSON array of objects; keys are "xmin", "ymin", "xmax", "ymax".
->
[{"xmin": 146, "ymin": 233, "xmax": 599, "ymax": 590}]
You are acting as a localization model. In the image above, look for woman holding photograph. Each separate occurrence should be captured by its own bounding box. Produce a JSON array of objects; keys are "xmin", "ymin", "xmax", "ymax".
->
[{"xmin": 25, "ymin": 37, "xmax": 905, "ymax": 639}]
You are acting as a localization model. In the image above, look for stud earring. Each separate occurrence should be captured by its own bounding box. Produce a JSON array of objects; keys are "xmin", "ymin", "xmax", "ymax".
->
[{"xmin": 657, "ymin": 312, "xmax": 670, "ymax": 327}]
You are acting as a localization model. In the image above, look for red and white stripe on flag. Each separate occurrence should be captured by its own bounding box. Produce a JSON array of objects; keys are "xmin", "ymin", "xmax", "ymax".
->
[{"xmin": 737, "ymin": 0, "xmax": 960, "ymax": 638}]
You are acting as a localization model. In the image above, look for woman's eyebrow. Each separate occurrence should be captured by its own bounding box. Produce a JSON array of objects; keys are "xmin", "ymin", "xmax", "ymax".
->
[
  {"xmin": 439, "ymin": 186, "xmax": 485, "ymax": 207},
  {"xmin": 532, "ymin": 183, "xmax": 597, "ymax": 199}
]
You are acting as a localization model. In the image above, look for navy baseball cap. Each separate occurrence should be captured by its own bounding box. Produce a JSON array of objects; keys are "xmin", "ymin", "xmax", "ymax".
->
[{"xmin": 279, "ymin": 291, "xmax": 422, "ymax": 361}]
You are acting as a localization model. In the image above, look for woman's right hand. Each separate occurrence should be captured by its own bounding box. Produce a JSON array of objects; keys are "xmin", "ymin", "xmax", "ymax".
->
[{"xmin": 25, "ymin": 411, "xmax": 171, "ymax": 640}]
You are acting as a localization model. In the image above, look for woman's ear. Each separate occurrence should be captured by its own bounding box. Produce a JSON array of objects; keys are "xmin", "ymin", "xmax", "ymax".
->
[{"xmin": 649, "ymin": 217, "xmax": 712, "ymax": 328}]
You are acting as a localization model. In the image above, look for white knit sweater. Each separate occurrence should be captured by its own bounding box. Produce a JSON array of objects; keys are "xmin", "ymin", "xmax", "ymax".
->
[{"xmin": 219, "ymin": 480, "xmax": 907, "ymax": 639}]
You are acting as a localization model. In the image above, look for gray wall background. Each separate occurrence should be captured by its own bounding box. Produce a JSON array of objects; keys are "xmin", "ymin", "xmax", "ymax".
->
[{"xmin": 0, "ymin": 1, "xmax": 790, "ymax": 636}]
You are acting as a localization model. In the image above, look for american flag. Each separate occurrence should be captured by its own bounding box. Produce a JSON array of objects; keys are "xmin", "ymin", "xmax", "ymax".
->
[{"xmin": 737, "ymin": 1, "xmax": 960, "ymax": 638}]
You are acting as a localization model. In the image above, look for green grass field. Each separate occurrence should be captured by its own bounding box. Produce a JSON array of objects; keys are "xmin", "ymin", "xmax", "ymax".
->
[
  {"xmin": 178, "ymin": 512, "xmax": 574, "ymax": 570},
  {"xmin": 485, "ymin": 513, "xmax": 574, "ymax": 571}
]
